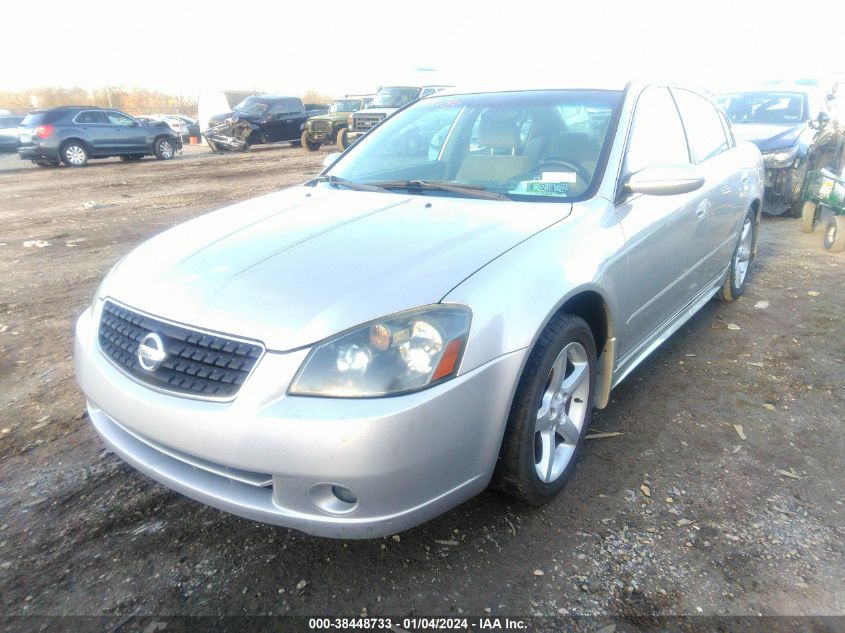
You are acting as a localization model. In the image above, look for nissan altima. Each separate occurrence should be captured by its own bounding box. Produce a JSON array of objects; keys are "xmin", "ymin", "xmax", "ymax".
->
[{"xmin": 75, "ymin": 81, "xmax": 764, "ymax": 538}]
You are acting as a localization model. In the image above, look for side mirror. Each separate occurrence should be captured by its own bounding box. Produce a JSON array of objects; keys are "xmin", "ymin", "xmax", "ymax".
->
[
  {"xmin": 817, "ymin": 111, "xmax": 831, "ymax": 127},
  {"xmin": 624, "ymin": 164, "xmax": 705, "ymax": 196},
  {"xmin": 322, "ymin": 152, "xmax": 341, "ymax": 168}
]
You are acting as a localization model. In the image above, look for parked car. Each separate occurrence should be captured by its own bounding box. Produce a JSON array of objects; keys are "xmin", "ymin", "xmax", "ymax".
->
[
  {"xmin": 75, "ymin": 82, "xmax": 763, "ymax": 538},
  {"xmin": 18, "ymin": 106, "xmax": 182, "ymax": 167},
  {"xmin": 0, "ymin": 115, "xmax": 24, "ymax": 152},
  {"xmin": 301, "ymin": 96, "xmax": 373, "ymax": 151},
  {"xmin": 714, "ymin": 86, "xmax": 839, "ymax": 216},
  {"xmin": 206, "ymin": 95, "xmax": 316, "ymax": 149},
  {"xmin": 341, "ymin": 85, "xmax": 451, "ymax": 149}
]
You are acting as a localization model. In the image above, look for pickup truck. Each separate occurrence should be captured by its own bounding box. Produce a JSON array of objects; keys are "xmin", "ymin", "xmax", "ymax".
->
[
  {"xmin": 340, "ymin": 85, "xmax": 451, "ymax": 149},
  {"xmin": 206, "ymin": 95, "xmax": 328, "ymax": 147}
]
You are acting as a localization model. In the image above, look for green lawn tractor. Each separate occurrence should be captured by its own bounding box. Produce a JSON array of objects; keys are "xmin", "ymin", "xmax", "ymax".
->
[{"xmin": 801, "ymin": 168, "xmax": 845, "ymax": 252}]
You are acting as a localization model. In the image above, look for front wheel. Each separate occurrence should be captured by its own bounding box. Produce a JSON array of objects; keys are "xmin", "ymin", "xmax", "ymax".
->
[
  {"xmin": 801, "ymin": 201, "xmax": 818, "ymax": 233},
  {"xmin": 493, "ymin": 314, "xmax": 596, "ymax": 505},
  {"xmin": 336, "ymin": 127, "xmax": 350, "ymax": 151},
  {"xmin": 721, "ymin": 210, "xmax": 755, "ymax": 301},
  {"xmin": 301, "ymin": 131, "xmax": 321, "ymax": 152},
  {"xmin": 153, "ymin": 137, "xmax": 175, "ymax": 160},
  {"xmin": 824, "ymin": 216, "xmax": 845, "ymax": 252},
  {"xmin": 60, "ymin": 142, "xmax": 88, "ymax": 167}
]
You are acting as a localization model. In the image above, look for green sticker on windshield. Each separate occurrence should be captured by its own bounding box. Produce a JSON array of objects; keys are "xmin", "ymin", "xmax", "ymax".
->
[{"xmin": 526, "ymin": 182, "xmax": 570, "ymax": 194}]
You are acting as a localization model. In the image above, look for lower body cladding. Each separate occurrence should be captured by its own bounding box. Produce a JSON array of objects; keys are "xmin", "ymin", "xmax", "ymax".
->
[{"xmin": 74, "ymin": 305, "xmax": 526, "ymax": 538}]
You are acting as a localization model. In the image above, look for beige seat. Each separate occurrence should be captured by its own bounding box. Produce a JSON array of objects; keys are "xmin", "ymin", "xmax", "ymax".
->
[{"xmin": 456, "ymin": 116, "xmax": 532, "ymax": 182}]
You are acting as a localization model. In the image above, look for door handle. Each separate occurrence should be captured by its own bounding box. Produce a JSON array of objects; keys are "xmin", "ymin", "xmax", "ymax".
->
[{"xmin": 695, "ymin": 200, "xmax": 709, "ymax": 220}]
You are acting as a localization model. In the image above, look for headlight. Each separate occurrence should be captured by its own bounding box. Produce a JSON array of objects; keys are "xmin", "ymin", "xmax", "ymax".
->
[
  {"xmin": 762, "ymin": 145, "xmax": 798, "ymax": 168},
  {"xmin": 289, "ymin": 305, "xmax": 472, "ymax": 398}
]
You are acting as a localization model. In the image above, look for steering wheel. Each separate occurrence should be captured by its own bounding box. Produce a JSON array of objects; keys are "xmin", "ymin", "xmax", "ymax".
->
[{"xmin": 524, "ymin": 157, "xmax": 592, "ymax": 185}]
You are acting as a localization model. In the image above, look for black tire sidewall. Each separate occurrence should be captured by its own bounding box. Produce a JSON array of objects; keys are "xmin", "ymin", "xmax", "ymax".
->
[
  {"xmin": 154, "ymin": 138, "xmax": 174, "ymax": 160},
  {"xmin": 725, "ymin": 210, "xmax": 756, "ymax": 299},
  {"xmin": 498, "ymin": 314, "xmax": 597, "ymax": 505}
]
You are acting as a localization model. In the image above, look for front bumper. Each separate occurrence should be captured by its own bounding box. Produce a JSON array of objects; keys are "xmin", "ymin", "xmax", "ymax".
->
[{"xmin": 74, "ymin": 302, "xmax": 525, "ymax": 538}]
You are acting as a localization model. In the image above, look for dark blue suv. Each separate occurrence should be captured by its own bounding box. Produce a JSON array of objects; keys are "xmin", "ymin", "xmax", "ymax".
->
[{"xmin": 18, "ymin": 106, "xmax": 182, "ymax": 167}]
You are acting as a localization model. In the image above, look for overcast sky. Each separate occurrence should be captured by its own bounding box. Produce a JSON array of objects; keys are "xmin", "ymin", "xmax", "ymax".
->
[{"xmin": 3, "ymin": 0, "xmax": 844, "ymax": 97}]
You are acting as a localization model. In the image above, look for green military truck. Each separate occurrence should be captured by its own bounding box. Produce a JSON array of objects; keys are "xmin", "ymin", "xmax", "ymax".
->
[{"xmin": 301, "ymin": 95, "xmax": 373, "ymax": 152}]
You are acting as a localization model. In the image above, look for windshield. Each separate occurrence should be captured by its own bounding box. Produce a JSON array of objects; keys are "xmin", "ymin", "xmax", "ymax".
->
[
  {"xmin": 324, "ymin": 90, "xmax": 622, "ymax": 202},
  {"xmin": 714, "ymin": 91, "xmax": 807, "ymax": 125},
  {"xmin": 233, "ymin": 96, "xmax": 270, "ymax": 116},
  {"xmin": 370, "ymin": 87, "xmax": 420, "ymax": 108},
  {"xmin": 330, "ymin": 100, "xmax": 361, "ymax": 113}
]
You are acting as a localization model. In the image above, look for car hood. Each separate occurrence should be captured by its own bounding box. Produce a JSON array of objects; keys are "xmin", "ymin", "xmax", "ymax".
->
[
  {"xmin": 104, "ymin": 187, "xmax": 571, "ymax": 351},
  {"xmin": 308, "ymin": 112, "xmax": 350, "ymax": 123},
  {"xmin": 731, "ymin": 122, "xmax": 807, "ymax": 151}
]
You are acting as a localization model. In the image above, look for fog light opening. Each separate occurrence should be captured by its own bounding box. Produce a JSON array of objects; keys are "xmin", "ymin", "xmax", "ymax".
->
[
  {"xmin": 309, "ymin": 482, "xmax": 360, "ymax": 515},
  {"xmin": 331, "ymin": 485, "xmax": 357, "ymax": 505}
]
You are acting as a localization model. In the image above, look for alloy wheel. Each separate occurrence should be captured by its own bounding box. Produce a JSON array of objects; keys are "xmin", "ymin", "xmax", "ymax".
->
[
  {"xmin": 65, "ymin": 145, "xmax": 86, "ymax": 165},
  {"xmin": 734, "ymin": 217, "xmax": 753, "ymax": 288},
  {"xmin": 534, "ymin": 341, "xmax": 590, "ymax": 483},
  {"xmin": 159, "ymin": 140, "xmax": 173, "ymax": 158}
]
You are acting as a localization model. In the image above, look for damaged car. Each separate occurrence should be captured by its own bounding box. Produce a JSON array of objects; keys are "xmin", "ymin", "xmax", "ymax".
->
[
  {"xmin": 204, "ymin": 95, "xmax": 328, "ymax": 152},
  {"xmin": 75, "ymin": 82, "xmax": 763, "ymax": 538},
  {"xmin": 715, "ymin": 87, "xmax": 839, "ymax": 216}
]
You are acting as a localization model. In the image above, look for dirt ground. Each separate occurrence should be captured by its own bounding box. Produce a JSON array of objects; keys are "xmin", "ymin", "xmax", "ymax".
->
[{"xmin": 0, "ymin": 145, "xmax": 842, "ymax": 627}]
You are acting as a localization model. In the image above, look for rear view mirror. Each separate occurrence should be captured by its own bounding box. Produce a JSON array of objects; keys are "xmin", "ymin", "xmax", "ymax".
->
[{"xmin": 624, "ymin": 164, "xmax": 705, "ymax": 196}]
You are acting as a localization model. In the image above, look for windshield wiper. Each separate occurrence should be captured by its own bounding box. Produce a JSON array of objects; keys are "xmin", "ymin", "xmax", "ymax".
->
[
  {"xmin": 370, "ymin": 180, "xmax": 511, "ymax": 201},
  {"xmin": 309, "ymin": 175, "xmax": 388, "ymax": 192}
]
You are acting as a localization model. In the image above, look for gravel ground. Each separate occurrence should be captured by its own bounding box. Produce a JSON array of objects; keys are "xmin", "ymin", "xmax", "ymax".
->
[{"xmin": 0, "ymin": 145, "xmax": 842, "ymax": 628}]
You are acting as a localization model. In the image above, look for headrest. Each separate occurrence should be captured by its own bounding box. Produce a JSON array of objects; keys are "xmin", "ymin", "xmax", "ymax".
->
[{"xmin": 478, "ymin": 112, "xmax": 520, "ymax": 150}]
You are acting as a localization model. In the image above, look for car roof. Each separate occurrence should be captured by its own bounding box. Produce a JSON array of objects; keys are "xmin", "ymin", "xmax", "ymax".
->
[
  {"xmin": 436, "ymin": 79, "xmax": 630, "ymax": 96},
  {"xmin": 252, "ymin": 94, "xmax": 299, "ymax": 100}
]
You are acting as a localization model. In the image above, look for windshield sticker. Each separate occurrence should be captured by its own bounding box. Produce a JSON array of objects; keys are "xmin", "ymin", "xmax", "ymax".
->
[
  {"xmin": 526, "ymin": 181, "xmax": 570, "ymax": 195},
  {"xmin": 541, "ymin": 171, "xmax": 577, "ymax": 183}
]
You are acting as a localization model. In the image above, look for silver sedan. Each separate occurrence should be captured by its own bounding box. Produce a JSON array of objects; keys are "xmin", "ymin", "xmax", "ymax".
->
[{"xmin": 75, "ymin": 81, "xmax": 764, "ymax": 538}]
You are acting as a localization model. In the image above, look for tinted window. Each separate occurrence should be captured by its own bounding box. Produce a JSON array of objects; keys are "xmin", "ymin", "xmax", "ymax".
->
[
  {"xmin": 673, "ymin": 89, "xmax": 729, "ymax": 162},
  {"xmin": 625, "ymin": 87, "xmax": 690, "ymax": 174},
  {"xmin": 21, "ymin": 110, "xmax": 64, "ymax": 126},
  {"xmin": 75, "ymin": 110, "xmax": 108, "ymax": 124}
]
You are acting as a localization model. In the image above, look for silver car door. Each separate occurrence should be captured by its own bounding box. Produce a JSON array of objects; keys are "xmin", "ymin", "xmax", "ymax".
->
[
  {"xmin": 613, "ymin": 86, "xmax": 711, "ymax": 364},
  {"xmin": 671, "ymin": 88, "xmax": 742, "ymax": 283}
]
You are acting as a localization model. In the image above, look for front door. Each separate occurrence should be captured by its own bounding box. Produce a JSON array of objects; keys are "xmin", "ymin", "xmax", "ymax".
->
[
  {"xmin": 104, "ymin": 111, "xmax": 146, "ymax": 152},
  {"xmin": 614, "ymin": 86, "xmax": 712, "ymax": 364}
]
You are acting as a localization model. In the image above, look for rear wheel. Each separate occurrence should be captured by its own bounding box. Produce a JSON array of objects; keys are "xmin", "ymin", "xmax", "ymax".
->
[
  {"xmin": 60, "ymin": 142, "xmax": 88, "ymax": 167},
  {"xmin": 153, "ymin": 137, "xmax": 175, "ymax": 160},
  {"xmin": 801, "ymin": 201, "xmax": 818, "ymax": 233},
  {"xmin": 493, "ymin": 314, "xmax": 596, "ymax": 505},
  {"xmin": 721, "ymin": 210, "xmax": 755, "ymax": 301},
  {"xmin": 336, "ymin": 127, "xmax": 350, "ymax": 151},
  {"xmin": 824, "ymin": 216, "xmax": 845, "ymax": 252},
  {"xmin": 301, "ymin": 131, "xmax": 321, "ymax": 152}
]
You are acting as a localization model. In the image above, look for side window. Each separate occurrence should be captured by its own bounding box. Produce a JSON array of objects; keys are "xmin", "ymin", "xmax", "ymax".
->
[
  {"xmin": 672, "ymin": 89, "xmax": 730, "ymax": 162},
  {"xmin": 106, "ymin": 111, "xmax": 136, "ymax": 126},
  {"xmin": 285, "ymin": 99, "xmax": 305, "ymax": 115},
  {"xmin": 625, "ymin": 87, "xmax": 690, "ymax": 175},
  {"xmin": 76, "ymin": 111, "xmax": 107, "ymax": 124},
  {"xmin": 268, "ymin": 100, "xmax": 287, "ymax": 115}
]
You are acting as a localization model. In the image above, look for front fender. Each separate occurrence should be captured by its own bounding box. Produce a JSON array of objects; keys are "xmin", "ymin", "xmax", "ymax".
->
[{"xmin": 443, "ymin": 199, "xmax": 625, "ymax": 376}]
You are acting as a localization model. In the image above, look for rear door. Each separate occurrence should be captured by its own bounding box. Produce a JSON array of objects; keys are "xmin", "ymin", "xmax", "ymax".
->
[
  {"xmin": 614, "ymin": 86, "xmax": 711, "ymax": 362},
  {"xmin": 671, "ymin": 88, "xmax": 743, "ymax": 283},
  {"xmin": 73, "ymin": 110, "xmax": 112, "ymax": 153}
]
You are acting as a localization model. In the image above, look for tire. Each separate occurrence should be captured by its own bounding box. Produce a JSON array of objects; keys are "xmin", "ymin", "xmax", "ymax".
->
[
  {"xmin": 336, "ymin": 127, "xmax": 349, "ymax": 151},
  {"xmin": 120, "ymin": 154, "xmax": 144, "ymax": 162},
  {"xmin": 721, "ymin": 209, "xmax": 755, "ymax": 301},
  {"xmin": 823, "ymin": 216, "xmax": 845, "ymax": 252},
  {"xmin": 301, "ymin": 131, "xmax": 321, "ymax": 152},
  {"xmin": 60, "ymin": 141, "xmax": 88, "ymax": 167},
  {"xmin": 801, "ymin": 201, "xmax": 818, "ymax": 233},
  {"xmin": 153, "ymin": 137, "xmax": 175, "ymax": 160},
  {"xmin": 493, "ymin": 314, "xmax": 597, "ymax": 506}
]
